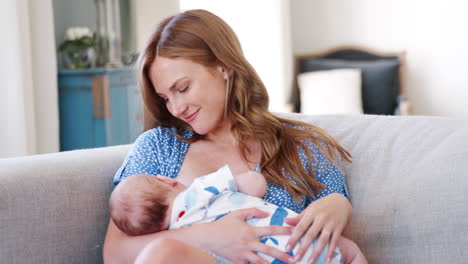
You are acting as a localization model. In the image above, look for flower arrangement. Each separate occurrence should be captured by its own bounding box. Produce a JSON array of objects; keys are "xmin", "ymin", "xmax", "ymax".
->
[{"xmin": 59, "ymin": 27, "xmax": 97, "ymax": 69}]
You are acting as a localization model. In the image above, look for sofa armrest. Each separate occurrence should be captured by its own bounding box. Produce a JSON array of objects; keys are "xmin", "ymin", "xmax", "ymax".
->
[{"xmin": 0, "ymin": 145, "xmax": 130, "ymax": 264}]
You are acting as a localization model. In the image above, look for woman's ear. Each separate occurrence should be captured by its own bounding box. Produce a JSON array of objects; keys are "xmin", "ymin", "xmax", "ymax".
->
[{"xmin": 217, "ymin": 66, "xmax": 232, "ymax": 80}]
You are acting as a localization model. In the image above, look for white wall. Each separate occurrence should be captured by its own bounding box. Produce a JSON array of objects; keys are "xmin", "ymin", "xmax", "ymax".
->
[
  {"xmin": 180, "ymin": 0, "xmax": 293, "ymax": 112},
  {"xmin": 291, "ymin": 0, "xmax": 468, "ymax": 117},
  {"xmin": 130, "ymin": 0, "xmax": 179, "ymax": 51}
]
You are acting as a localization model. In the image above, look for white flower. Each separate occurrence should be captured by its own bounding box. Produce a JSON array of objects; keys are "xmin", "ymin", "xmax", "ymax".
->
[{"xmin": 65, "ymin": 27, "xmax": 93, "ymax": 41}]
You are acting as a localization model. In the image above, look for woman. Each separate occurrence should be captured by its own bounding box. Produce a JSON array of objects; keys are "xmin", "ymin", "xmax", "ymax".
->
[{"xmin": 104, "ymin": 9, "xmax": 362, "ymax": 264}]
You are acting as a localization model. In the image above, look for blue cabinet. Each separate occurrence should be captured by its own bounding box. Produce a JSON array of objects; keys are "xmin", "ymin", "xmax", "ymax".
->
[{"xmin": 58, "ymin": 67, "xmax": 143, "ymax": 151}]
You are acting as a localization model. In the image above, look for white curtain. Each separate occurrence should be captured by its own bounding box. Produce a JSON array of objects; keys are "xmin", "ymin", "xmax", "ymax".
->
[{"xmin": 0, "ymin": 0, "xmax": 59, "ymax": 158}]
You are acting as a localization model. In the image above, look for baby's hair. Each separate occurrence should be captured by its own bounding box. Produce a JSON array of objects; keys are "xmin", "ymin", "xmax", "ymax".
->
[{"xmin": 109, "ymin": 174, "xmax": 171, "ymax": 236}]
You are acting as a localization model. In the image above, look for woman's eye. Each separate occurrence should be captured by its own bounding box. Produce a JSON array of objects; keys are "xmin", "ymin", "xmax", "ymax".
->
[
  {"xmin": 179, "ymin": 86, "xmax": 189, "ymax": 93},
  {"xmin": 163, "ymin": 98, "xmax": 169, "ymax": 103}
]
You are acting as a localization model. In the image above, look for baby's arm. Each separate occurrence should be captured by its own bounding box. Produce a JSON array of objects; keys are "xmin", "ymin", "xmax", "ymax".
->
[{"xmin": 234, "ymin": 171, "xmax": 267, "ymax": 198}]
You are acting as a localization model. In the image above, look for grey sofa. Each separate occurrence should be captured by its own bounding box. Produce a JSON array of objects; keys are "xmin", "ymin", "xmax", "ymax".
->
[{"xmin": 1, "ymin": 114, "xmax": 468, "ymax": 263}]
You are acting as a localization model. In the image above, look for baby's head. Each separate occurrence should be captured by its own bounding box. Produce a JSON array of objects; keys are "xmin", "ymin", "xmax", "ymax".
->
[{"xmin": 109, "ymin": 174, "xmax": 185, "ymax": 236}]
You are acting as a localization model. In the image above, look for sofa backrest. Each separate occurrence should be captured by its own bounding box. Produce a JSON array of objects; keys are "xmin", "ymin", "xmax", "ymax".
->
[
  {"xmin": 286, "ymin": 113, "xmax": 468, "ymax": 263},
  {"xmin": 0, "ymin": 145, "xmax": 129, "ymax": 264}
]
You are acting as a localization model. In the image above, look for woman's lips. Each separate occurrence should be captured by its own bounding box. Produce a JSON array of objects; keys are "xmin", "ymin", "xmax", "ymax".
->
[{"xmin": 185, "ymin": 109, "xmax": 199, "ymax": 122}]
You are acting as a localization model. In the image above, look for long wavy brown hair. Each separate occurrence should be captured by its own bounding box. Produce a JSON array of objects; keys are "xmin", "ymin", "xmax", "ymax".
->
[{"xmin": 139, "ymin": 9, "xmax": 351, "ymax": 201}]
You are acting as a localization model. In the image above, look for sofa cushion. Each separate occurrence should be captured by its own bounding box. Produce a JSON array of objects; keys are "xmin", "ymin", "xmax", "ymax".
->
[
  {"xmin": 298, "ymin": 69, "xmax": 364, "ymax": 115},
  {"xmin": 299, "ymin": 58, "xmax": 400, "ymax": 115}
]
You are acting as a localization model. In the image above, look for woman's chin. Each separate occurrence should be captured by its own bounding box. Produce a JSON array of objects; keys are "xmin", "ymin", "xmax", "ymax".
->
[
  {"xmin": 190, "ymin": 125, "xmax": 209, "ymax": 135},
  {"xmin": 190, "ymin": 117, "xmax": 224, "ymax": 135}
]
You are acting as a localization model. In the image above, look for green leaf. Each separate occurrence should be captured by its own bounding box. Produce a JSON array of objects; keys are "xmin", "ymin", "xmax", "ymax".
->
[{"xmin": 58, "ymin": 36, "xmax": 97, "ymax": 53}]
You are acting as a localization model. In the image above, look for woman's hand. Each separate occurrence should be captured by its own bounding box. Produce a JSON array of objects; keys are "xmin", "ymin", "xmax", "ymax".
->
[
  {"xmin": 207, "ymin": 208, "xmax": 295, "ymax": 264},
  {"xmin": 284, "ymin": 193, "xmax": 352, "ymax": 263}
]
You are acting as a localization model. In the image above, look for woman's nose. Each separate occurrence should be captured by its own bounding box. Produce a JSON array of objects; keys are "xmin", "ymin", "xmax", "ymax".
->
[{"xmin": 170, "ymin": 99, "xmax": 188, "ymax": 117}]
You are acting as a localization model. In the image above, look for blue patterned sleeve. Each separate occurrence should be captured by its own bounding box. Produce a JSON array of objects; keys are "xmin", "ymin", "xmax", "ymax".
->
[
  {"xmin": 113, "ymin": 128, "xmax": 163, "ymax": 185},
  {"xmin": 301, "ymin": 140, "xmax": 350, "ymax": 205}
]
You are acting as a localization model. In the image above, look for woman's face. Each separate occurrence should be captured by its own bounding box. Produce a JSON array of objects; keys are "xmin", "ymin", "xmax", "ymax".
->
[{"xmin": 149, "ymin": 56, "xmax": 228, "ymax": 135}]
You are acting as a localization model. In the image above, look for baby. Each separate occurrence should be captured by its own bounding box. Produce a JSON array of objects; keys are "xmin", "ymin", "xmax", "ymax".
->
[
  {"xmin": 109, "ymin": 166, "xmax": 364, "ymax": 263},
  {"xmin": 109, "ymin": 166, "xmax": 267, "ymax": 236}
]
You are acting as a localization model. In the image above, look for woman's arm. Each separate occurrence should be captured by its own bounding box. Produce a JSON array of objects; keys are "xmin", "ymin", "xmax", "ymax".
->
[
  {"xmin": 103, "ymin": 218, "xmax": 220, "ymax": 264},
  {"xmin": 103, "ymin": 209, "xmax": 295, "ymax": 264},
  {"xmin": 104, "ymin": 219, "xmax": 180, "ymax": 264},
  {"xmin": 282, "ymin": 138, "xmax": 354, "ymax": 263}
]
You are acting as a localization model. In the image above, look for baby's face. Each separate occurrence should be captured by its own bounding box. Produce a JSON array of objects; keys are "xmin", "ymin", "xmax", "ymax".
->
[
  {"xmin": 154, "ymin": 175, "xmax": 187, "ymax": 193},
  {"xmin": 152, "ymin": 176, "xmax": 186, "ymax": 229}
]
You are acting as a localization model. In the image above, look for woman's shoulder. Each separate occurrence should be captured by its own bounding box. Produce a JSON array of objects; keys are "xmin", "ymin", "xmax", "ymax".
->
[
  {"xmin": 282, "ymin": 120, "xmax": 311, "ymax": 133},
  {"xmin": 136, "ymin": 126, "xmax": 193, "ymax": 146},
  {"xmin": 113, "ymin": 126, "xmax": 193, "ymax": 185},
  {"xmin": 146, "ymin": 125, "xmax": 193, "ymax": 138},
  {"xmin": 281, "ymin": 121, "xmax": 321, "ymax": 146},
  {"xmin": 280, "ymin": 121, "xmax": 330, "ymax": 164}
]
